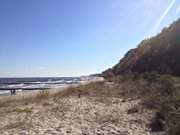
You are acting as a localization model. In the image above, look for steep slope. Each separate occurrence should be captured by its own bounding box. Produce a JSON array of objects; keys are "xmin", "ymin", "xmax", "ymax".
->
[{"xmin": 103, "ymin": 18, "xmax": 180, "ymax": 77}]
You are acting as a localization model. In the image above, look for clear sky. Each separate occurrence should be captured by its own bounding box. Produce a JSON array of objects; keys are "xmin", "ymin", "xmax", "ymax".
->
[{"xmin": 0, "ymin": 0, "xmax": 180, "ymax": 77}]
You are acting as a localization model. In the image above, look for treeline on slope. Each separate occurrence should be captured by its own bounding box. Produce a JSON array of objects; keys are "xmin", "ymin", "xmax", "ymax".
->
[
  {"xmin": 101, "ymin": 18, "xmax": 180, "ymax": 135},
  {"xmin": 103, "ymin": 18, "xmax": 180, "ymax": 78}
]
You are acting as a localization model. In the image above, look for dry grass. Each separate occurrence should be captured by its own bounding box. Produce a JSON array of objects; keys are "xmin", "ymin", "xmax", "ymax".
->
[
  {"xmin": 0, "ymin": 82, "xmax": 108, "ymax": 112},
  {"xmin": 34, "ymin": 90, "xmax": 50, "ymax": 101},
  {"xmin": 0, "ymin": 81, "xmax": 116, "ymax": 109},
  {"xmin": 0, "ymin": 75, "xmax": 179, "ymax": 135},
  {"xmin": 3, "ymin": 121, "xmax": 27, "ymax": 130},
  {"xmin": 94, "ymin": 110, "xmax": 121, "ymax": 124},
  {"xmin": 0, "ymin": 90, "xmax": 51, "ymax": 108},
  {"xmin": 105, "ymin": 73, "xmax": 180, "ymax": 135},
  {"xmin": 13, "ymin": 107, "xmax": 33, "ymax": 114},
  {"xmin": 115, "ymin": 73, "xmax": 180, "ymax": 135},
  {"xmin": 53, "ymin": 81, "xmax": 117, "ymax": 99},
  {"xmin": 2, "ymin": 110, "xmax": 34, "ymax": 131}
]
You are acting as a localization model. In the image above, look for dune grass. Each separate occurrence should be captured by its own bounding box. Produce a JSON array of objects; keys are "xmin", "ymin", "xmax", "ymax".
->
[
  {"xmin": 110, "ymin": 73, "xmax": 180, "ymax": 135},
  {"xmin": 0, "ymin": 75, "xmax": 179, "ymax": 135},
  {"xmin": 0, "ymin": 90, "xmax": 51, "ymax": 108}
]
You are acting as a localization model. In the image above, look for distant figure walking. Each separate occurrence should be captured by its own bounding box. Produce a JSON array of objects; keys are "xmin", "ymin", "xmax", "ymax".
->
[{"xmin": 10, "ymin": 89, "xmax": 16, "ymax": 95}]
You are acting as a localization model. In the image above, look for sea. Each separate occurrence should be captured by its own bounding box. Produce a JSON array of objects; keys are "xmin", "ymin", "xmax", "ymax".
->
[{"xmin": 0, "ymin": 76, "xmax": 98, "ymax": 95}]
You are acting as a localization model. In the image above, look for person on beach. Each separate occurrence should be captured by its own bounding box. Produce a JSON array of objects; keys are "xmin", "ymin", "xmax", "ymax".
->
[{"xmin": 10, "ymin": 90, "xmax": 16, "ymax": 95}]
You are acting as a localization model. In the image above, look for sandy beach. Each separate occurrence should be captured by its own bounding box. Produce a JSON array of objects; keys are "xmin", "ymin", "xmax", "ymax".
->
[
  {"xmin": 0, "ymin": 97, "xmax": 159, "ymax": 135},
  {"xmin": 0, "ymin": 80, "xmax": 164, "ymax": 135}
]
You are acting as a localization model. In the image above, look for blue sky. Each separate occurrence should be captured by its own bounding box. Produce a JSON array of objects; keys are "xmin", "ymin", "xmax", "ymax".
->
[{"xmin": 0, "ymin": 0, "xmax": 180, "ymax": 77}]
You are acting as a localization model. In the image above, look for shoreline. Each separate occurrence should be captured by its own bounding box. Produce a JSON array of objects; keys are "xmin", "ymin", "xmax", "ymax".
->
[{"xmin": 0, "ymin": 77, "xmax": 104, "ymax": 98}]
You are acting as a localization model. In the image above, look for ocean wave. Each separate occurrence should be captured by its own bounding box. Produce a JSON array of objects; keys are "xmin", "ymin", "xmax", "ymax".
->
[{"xmin": 0, "ymin": 76, "xmax": 99, "ymax": 92}]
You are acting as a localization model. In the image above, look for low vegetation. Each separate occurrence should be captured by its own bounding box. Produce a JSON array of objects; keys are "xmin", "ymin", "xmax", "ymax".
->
[
  {"xmin": 13, "ymin": 107, "xmax": 33, "ymax": 114},
  {"xmin": 53, "ymin": 81, "xmax": 117, "ymax": 99},
  {"xmin": 0, "ymin": 90, "xmax": 51, "ymax": 107},
  {"xmin": 110, "ymin": 73, "xmax": 180, "ymax": 135},
  {"xmin": 0, "ymin": 74, "xmax": 179, "ymax": 135}
]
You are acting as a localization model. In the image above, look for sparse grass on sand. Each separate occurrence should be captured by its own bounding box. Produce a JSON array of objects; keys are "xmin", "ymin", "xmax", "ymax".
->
[
  {"xmin": 0, "ymin": 90, "xmax": 50, "ymax": 107},
  {"xmin": 0, "ymin": 81, "xmax": 145, "ymax": 135},
  {"xmin": 0, "ymin": 75, "xmax": 179, "ymax": 135},
  {"xmin": 110, "ymin": 73, "xmax": 180, "ymax": 135}
]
